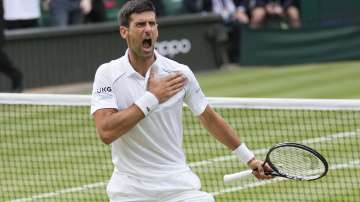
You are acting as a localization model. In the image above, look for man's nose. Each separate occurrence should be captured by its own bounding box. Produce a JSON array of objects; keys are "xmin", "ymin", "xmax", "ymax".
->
[{"xmin": 144, "ymin": 23, "xmax": 153, "ymax": 32}]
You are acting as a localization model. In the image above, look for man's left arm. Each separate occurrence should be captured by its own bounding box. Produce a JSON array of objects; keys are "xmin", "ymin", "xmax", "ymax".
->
[
  {"xmin": 198, "ymin": 105, "xmax": 272, "ymax": 180},
  {"xmin": 198, "ymin": 105, "xmax": 240, "ymax": 150}
]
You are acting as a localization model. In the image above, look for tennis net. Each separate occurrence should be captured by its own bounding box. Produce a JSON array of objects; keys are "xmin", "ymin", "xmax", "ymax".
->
[{"xmin": 1, "ymin": 93, "xmax": 359, "ymax": 202}]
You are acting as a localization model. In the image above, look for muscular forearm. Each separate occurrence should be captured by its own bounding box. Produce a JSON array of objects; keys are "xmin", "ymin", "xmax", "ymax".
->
[
  {"xmin": 199, "ymin": 106, "xmax": 241, "ymax": 150},
  {"xmin": 199, "ymin": 106, "xmax": 258, "ymax": 165},
  {"xmin": 93, "ymin": 105, "xmax": 144, "ymax": 144}
]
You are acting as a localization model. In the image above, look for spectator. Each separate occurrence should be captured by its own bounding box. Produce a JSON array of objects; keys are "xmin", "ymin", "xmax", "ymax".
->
[
  {"xmin": 250, "ymin": 0, "xmax": 301, "ymax": 28},
  {"xmin": 280, "ymin": 0, "xmax": 301, "ymax": 28},
  {"xmin": 43, "ymin": 0, "xmax": 92, "ymax": 26},
  {"xmin": 0, "ymin": 0, "xmax": 23, "ymax": 92},
  {"xmin": 249, "ymin": 0, "xmax": 267, "ymax": 28},
  {"xmin": 4, "ymin": 0, "xmax": 41, "ymax": 29},
  {"xmin": 184, "ymin": 0, "xmax": 248, "ymax": 24},
  {"xmin": 184, "ymin": 0, "xmax": 249, "ymax": 63},
  {"xmin": 85, "ymin": 0, "xmax": 106, "ymax": 23}
]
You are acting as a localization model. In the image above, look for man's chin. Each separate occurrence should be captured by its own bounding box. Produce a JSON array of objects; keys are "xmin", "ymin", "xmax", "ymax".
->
[{"xmin": 141, "ymin": 48, "xmax": 155, "ymax": 57}]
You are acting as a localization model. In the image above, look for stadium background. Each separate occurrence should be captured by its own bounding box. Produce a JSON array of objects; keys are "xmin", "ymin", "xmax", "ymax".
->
[
  {"xmin": 1, "ymin": 0, "xmax": 360, "ymax": 92},
  {"xmin": 1, "ymin": 0, "xmax": 360, "ymax": 202}
]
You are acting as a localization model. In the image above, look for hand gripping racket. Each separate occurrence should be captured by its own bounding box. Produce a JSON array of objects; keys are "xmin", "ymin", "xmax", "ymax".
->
[{"xmin": 224, "ymin": 142, "xmax": 328, "ymax": 183}]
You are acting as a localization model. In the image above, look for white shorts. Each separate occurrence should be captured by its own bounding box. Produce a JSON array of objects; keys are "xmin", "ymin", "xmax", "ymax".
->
[{"xmin": 106, "ymin": 170, "xmax": 215, "ymax": 202}]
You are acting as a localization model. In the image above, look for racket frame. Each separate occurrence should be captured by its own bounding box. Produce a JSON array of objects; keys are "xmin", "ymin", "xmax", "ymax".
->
[{"xmin": 265, "ymin": 142, "xmax": 329, "ymax": 181}]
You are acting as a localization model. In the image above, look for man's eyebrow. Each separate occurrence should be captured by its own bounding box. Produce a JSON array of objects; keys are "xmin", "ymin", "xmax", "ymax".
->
[
  {"xmin": 135, "ymin": 19, "xmax": 156, "ymax": 23},
  {"xmin": 133, "ymin": 20, "xmax": 156, "ymax": 26}
]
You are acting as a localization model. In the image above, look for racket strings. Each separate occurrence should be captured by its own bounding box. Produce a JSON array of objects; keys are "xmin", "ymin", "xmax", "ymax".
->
[{"xmin": 269, "ymin": 147, "xmax": 325, "ymax": 179}]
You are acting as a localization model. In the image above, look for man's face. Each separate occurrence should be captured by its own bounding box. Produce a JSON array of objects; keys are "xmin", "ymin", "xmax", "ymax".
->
[{"xmin": 121, "ymin": 11, "xmax": 158, "ymax": 59}]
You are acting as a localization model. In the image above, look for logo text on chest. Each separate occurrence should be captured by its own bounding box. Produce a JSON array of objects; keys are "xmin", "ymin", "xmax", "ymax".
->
[{"xmin": 97, "ymin": 86, "xmax": 112, "ymax": 93}]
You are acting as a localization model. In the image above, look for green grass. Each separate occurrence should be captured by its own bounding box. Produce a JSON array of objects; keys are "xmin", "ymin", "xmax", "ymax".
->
[
  {"xmin": 196, "ymin": 60, "xmax": 360, "ymax": 98},
  {"xmin": 1, "ymin": 106, "xmax": 359, "ymax": 201},
  {"xmin": 1, "ymin": 60, "xmax": 360, "ymax": 201}
]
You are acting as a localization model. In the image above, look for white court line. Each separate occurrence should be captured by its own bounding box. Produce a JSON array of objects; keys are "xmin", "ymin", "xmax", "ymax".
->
[
  {"xmin": 9, "ymin": 130, "xmax": 359, "ymax": 202},
  {"xmin": 211, "ymin": 159, "xmax": 360, "ymax": 196},
  {"xmin": 10, "ymin": 182, "xmax": 107, "ymax": 202}
]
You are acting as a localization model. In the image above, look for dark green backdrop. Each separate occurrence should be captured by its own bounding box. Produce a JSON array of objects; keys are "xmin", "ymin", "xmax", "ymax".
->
[
  {"xmin": 241, "ymin": 25, "xmax": 360, "ymax": 66},
  {"xmin": 300, "ymin": 0, "xmax": 360, "ymax": 27}
]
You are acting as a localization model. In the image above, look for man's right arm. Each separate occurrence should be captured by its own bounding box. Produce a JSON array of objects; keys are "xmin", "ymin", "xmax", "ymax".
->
[{"xmin": 93, "ymin": 105, "xmax": 144, "ymax": 145}]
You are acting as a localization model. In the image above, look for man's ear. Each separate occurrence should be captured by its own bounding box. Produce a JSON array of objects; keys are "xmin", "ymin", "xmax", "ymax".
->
[{"xmin": 119, "ymin": 26, "xmax": 128, "ymax": 39}]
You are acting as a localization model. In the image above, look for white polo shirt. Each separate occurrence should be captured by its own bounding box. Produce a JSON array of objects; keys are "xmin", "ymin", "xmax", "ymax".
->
[
  {"xmin": 91, "ymin": 50, "xmax": 208, "ymax": 180},
  {"xmin": 4, "ymin": 0, "xmax": 40, "ymax": 20}
]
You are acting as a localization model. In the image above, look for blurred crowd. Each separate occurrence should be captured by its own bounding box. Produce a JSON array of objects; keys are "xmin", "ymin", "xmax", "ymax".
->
[
  {"xmin": 0, "ymin": 0, "xmax": 301, "ymax": 92},
  {"xmin": 2, "ymin": 0, "xmax": 301, "ymax": 30}
]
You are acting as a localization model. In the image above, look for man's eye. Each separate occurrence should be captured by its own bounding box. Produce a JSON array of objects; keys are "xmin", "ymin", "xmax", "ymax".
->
[{"xmin": 136, "ymin": 22, "xmax": 146, "ymax": 27}]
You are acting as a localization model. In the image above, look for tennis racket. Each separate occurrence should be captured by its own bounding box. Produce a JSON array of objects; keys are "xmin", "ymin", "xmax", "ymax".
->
[{"xmin": 224, "ymin": 142, "xmax": 328, "ymax": 183}]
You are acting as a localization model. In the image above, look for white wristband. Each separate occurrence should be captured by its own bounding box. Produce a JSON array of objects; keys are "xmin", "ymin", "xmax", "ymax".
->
[
  {"xmin": 135, "ymin": 91, "xmax": 159, "ymax": 116},
  {"xmin": 232, "ymin": 143, "xmax": 255, "ymax": 164}
]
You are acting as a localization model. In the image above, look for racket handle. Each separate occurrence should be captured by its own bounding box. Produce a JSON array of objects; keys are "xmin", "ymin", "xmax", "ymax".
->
[{"xmin": 224, "ymin": 169, "xmax": 253, "ymax": 183}]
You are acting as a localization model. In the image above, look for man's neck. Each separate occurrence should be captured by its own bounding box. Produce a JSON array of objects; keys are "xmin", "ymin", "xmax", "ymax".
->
[{"xmin": 128, "ymin": 51, "xmax": 156, "ymax": 77}]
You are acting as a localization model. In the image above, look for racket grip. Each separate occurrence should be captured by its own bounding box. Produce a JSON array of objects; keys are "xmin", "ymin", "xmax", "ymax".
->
[{"xmin": 224, "ymin": 169, "xmax": 253, "ymax": 183}]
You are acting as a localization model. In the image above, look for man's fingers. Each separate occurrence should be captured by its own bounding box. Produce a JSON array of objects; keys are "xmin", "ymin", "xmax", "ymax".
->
[
  {"xmin": 170, "ymin": 81, "xmax": 186, "ymax": 92},
  {"xmin": 147, "ymin": 71, "xmax": 186, "ymax": 103},
  {"xmin": 252, "ymin": 169, "xmax": 273, "ymax": 180},
  {"xmin": 168, "ymin": 75, "xmax": 186, "ymax": 88},
  {"xmin": 263, "ymin": 163, "xmax": 273, "ymax": 172},
  {"xmin": 250, "ymin": 162, "xmax": 274, "ymax": 180},
  {"xmin": 168, "ymin": 89, "xmax": 182, "ymax": 97},
  {"xmin": 257, "ymin": 164, "xmax": 265, "ymax": 176},
  {"xmin": 164, "ymin": 72, "xmax": 183, "ymax": 82},
  {"xmin": 164, "ymin": 74, "xmax": 186, "ymax": 89}
]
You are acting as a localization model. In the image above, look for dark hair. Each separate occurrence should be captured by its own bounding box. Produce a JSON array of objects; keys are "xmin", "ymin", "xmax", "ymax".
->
[{"xmin": 118, "ymin": 0, "xmax": 156, "ymax": 27}]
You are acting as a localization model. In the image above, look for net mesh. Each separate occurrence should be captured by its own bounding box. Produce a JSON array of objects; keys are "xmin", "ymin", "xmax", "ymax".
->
[{"xmin": 1, "ymin": 94, "xmax": 359, "ymax": 202}]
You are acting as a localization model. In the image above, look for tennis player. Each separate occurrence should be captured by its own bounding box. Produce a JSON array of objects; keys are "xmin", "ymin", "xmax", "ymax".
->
[{"xmin": 91, "ymin": 0, "xmax": 271, "ymax": 201}]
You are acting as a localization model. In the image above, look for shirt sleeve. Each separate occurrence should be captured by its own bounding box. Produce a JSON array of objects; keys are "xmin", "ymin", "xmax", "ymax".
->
[
  {"xmin": 183, "ymin": 68, "xmax": 208, "ymax": 116},
  {"xmin": 90, "ymin": 64, "xmax": 118, "ymax": 114}
]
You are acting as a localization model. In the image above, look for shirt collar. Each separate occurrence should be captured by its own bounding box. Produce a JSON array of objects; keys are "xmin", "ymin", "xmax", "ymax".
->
[{"xmin": 124, "ymin": 49, "xmax": 162, "ymax": 78}]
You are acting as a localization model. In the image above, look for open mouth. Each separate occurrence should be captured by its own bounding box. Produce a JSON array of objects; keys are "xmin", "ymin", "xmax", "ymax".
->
[{"xmin": 142, "ymin": 39, "xmax": 152, "ymax": 49}]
